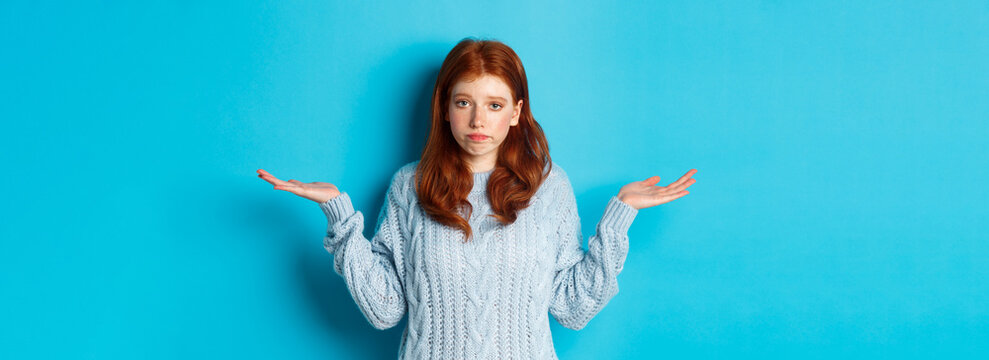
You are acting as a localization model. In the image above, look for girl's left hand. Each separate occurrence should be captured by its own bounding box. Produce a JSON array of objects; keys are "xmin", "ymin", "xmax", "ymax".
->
[{"xmin": 617, "ymin": 169, "xmax": 697, "ymax": 210}]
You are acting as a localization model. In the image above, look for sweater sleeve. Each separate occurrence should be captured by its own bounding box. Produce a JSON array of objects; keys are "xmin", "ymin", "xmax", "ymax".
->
[
  {"xmin": 548, "ymin": 174, "xmax": 638, "ymax": 330},
  {"xmin": 318, "ymin": 171, "xmax": 411, "ymax": 330}
]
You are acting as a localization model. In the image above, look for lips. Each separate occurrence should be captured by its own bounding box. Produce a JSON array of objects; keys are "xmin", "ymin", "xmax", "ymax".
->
[{"xmin": 468, "ymin": 134, "xmax": 488, "ymax": 141}]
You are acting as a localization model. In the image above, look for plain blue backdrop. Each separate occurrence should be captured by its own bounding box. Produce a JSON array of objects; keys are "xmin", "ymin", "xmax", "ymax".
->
[{"xmin": 2, "ymin": 1, "xmax": 987, "ymax": 359}]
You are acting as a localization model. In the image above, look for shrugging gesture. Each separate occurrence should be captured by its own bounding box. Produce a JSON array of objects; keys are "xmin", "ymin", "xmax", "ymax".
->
[
  {"xmin": 617, "ymin": 169, "xmax": 697, "ymax": 210},
  {"xmin": 257, "ymin": 169, "xmax": 341, "ymax": 204}
]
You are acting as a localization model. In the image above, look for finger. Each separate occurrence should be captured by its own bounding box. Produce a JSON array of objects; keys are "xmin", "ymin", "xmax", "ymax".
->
[
  {"xmin": 669, "ymin": 178, "xmax": 696, "ymax": 193},
  {"xmin": 659, "ymin": 190, "xmax": 689, "ymax": 203},
  {"xmin": 257, "ymin": 173, "xmax": 276, "ymax": 185},
  {"xmin": 258, "ymin": 172, "xmax": 292, "ymax": 186},
  {"xmin": 643, "ymin": 175, "xmax": 661, "ymax": 186},
  {"xmin": 257, "ymin": 169, "xmax": 278, "ymax": 180},
  {"xmin": 258, "ymin": 174, "xmax": 285, "ymax": 186},
  {"xmin": 668, "ymin": 169, "xmax": 697, "ymax": 188},
  {"xmin": 257, "ymin": 169, "xmax": 283, "ymax": 180},
  {"xmin": 666, "ymin": 170, "xmax": 693, "ymax": 188}
]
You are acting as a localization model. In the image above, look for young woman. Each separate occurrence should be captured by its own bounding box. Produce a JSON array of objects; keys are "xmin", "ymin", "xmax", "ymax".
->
[{"xmin": 257, "ymin": 37, "xmax": 697, "ymax": 359}]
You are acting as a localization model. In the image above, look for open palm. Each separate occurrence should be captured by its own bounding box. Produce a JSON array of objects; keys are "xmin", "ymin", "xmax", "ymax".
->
[
  {"xmin": 617, "ymin": 169, "xmax": 697, "ymax": 210},
  {"xmin": 257, "ymin": 169, "xmax": 341, "ymax": 204}
]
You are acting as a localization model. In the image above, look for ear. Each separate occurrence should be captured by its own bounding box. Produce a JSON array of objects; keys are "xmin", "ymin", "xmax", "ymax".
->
[{"xmin": 511, "ymin": 99, "xmax": 523, "ymax": 126}]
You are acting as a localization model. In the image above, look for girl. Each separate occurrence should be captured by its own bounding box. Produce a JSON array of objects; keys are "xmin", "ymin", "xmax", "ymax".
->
[{"xmin": 258, "ymin": 37, "xmax": 697, "ymax": 359}]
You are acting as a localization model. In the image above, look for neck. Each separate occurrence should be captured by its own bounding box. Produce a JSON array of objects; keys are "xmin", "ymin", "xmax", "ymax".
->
[{"xmin": 464, "ymin": 154, "xmax": 497, "ymax": 173}]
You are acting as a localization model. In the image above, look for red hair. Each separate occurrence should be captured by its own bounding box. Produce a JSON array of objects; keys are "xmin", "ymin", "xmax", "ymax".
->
[{"xmin": 415, "ymin": 37, "xmax": 552, "ymax": 243}]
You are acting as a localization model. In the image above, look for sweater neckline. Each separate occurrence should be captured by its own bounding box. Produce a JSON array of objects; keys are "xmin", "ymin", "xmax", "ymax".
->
[
  {"xmin": 471, "ymin": 168, "xmax": 493, "ymax": 193},
  {"xmin": 472, "ymin": 168, "xmax": 493, "ymax": 177}
]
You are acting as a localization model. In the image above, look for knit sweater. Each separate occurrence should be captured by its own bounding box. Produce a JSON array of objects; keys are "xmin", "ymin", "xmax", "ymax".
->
[{"xmin": 318, "ymin": 160, "xmax": 638, "ymax": 360}]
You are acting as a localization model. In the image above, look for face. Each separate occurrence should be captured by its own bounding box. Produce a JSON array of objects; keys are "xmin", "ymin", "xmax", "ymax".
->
[{"xmin": 446, "ymin": 74, "xmax": 524, "ymax": 172}]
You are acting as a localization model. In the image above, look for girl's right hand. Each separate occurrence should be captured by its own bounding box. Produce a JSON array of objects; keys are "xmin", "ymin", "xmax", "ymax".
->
[{"xmin": 257, "ymin": 169, "xmax": 342, "ymax": 204}]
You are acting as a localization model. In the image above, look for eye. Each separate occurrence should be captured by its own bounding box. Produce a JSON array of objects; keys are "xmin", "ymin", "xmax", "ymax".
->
[
  {"xmin": 455, "ymin": 100, "xmax": 469, "ymax": 107},
  {"xmin": 490, "ymin": 103, "xmax": 502, "ymax": 110}
]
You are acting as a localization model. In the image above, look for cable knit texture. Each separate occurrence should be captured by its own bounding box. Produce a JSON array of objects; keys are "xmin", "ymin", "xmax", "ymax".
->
[{"xmin": 319, "ymin": 160, "xmax": 638, "ymax": 360}]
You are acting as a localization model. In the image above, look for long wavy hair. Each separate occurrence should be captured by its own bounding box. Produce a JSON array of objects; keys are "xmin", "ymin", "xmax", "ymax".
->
[{"xmin": 416, "ymin": 37, "xmax": 552, "ymax": 243}]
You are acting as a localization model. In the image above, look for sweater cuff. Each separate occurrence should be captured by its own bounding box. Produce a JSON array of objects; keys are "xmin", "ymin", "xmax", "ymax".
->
[
  {"xmin": 599, "ymin": 195, "xmax": 637, "ymax": 234},
  {"xmin": 319, "ymin": 192, "xmax": 355, "ymax": 225}
]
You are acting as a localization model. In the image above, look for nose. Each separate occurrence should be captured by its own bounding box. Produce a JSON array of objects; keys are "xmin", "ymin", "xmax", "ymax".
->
[{"xmin": 469, "ymin": 107, "xmax": 486, "ymax": 128}]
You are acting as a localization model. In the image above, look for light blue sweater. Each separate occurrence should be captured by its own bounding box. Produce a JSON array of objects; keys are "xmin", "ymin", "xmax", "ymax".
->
[{"xmin": 319, "ymin": 160, "xmax": 638, "ymax": 359}]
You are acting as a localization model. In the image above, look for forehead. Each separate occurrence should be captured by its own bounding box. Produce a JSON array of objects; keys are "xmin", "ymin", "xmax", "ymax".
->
[{"xmin": 450, "ymin": 74, "xmax": 512, "ymax": 98}]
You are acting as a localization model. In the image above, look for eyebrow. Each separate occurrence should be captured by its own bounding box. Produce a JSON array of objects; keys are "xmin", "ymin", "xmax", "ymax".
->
[{"xmin": 452, "ymin": 93, "xmax": 508, "ymax": 102}]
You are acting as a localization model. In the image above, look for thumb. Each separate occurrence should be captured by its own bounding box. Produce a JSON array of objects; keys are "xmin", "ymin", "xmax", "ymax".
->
[{"xmin": 644, "ymin": 175, "xmax": 661, "ymax": 186}]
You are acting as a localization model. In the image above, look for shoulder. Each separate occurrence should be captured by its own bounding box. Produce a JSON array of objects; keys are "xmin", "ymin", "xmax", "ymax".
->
[
  {"xmin": 536, "ymin": 162, "xmax": 578, "ymax": 223},
  {"xmin": 538, "ymin": 161, "xmax": 575, "ymax": 199},
  {"xmin": 395, "ymin": 160, "xmax": 420, "ymax": 182},
  {"xmin": 544, "ymin": 161, "xmax": 573, "ymax": 190},
  {"xmin": 387, "ymin": 160, "xmax": 420, "ymax": 199}
]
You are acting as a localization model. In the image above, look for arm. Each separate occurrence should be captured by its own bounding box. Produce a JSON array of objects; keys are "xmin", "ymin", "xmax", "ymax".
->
[
  {"xmin": 319, "ymin": 174, "xmax": 410, "ymax": 330},
  {"xmin": 549, "ymin": 176, "xmax": 638, "ymax": 330}
]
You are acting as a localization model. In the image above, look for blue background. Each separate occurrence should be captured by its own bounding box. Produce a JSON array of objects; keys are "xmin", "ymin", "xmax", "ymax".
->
[{"xmin": 2, "ymin": 1, "xmax": 987, "ymax": 359}]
